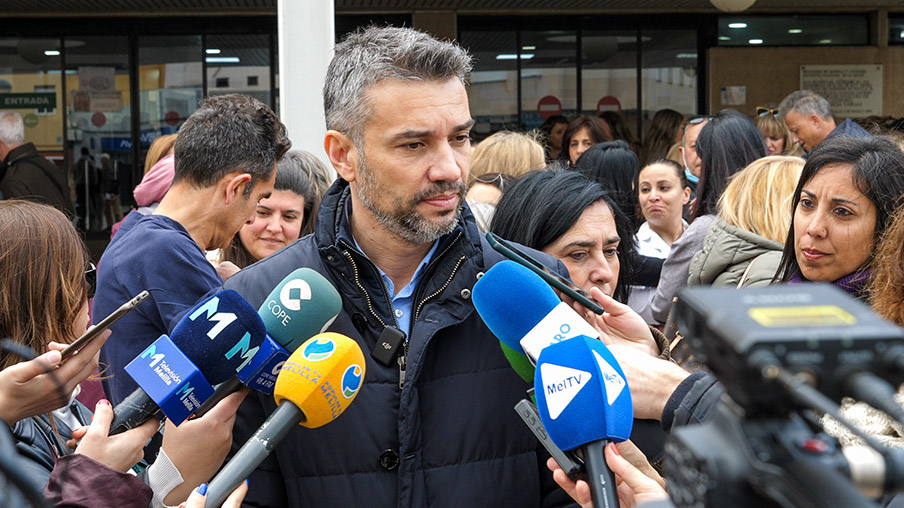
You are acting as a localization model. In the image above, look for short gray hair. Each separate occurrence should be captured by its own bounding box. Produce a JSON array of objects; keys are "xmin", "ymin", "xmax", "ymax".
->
[
  {"xmin": 779, "ymin": 90, "xmax": 833, "ymax": 120},
  {"xmin": 323, "ymin": 26, "xmax": 473, "ymax": 144},
  {"xmin": 0, "ymin": 112, "xmax": 25, "ymax": 145}
]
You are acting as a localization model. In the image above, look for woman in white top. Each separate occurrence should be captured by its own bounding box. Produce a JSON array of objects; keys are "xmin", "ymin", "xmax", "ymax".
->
[{"xmin": 629, "ymin": 160, "xmax": 690, "ymax": 323}]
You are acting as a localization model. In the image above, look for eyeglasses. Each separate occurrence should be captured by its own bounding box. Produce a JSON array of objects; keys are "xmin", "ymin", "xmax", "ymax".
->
[
  {"xmin": 685, "ymin": 116, "xmax": 711, "ymax": 131},
  {"xmin": 756, "ymin": 106, "xmax": 780, "ymax": 117},
  {"xmin": 472, "ymin": 172, "xmax": 512, "ymax": 192},
  {"xmin": 85, "ymin": 262, "xmax": 96, "ymax": 300}
]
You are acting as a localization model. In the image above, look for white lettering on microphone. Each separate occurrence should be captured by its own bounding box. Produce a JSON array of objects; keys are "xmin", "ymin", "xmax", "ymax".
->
[
  {"xmin": 540, "ymin": 362, "xmax": 593, "ymax": 419},
  {"xmin": 519, "ymin": 302, "xmax": 600, "ymax": 362},
  {"xmin": 266, "ymin": 300, "xmax": 292, "ymax": 326}
]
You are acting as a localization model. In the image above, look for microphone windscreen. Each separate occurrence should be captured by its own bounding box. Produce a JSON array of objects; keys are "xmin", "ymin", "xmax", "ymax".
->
[
  {"xmin": 473, "ymin": 260, "xmax": 560, "ymax": 355},
  {"xmin": 273, "ymin": 332, "xmax": 365, "ymax": 429},
  {"xmin": 170, "ymin": 289, "xmax": 267, "ymax": 384},
  {"xmin": 534, "ymin": 335, "xmax": 633, "ymax": 451},
  {"xmin": 500, "ymin": 340, "xmax": 535, "ymax": 383},
  {"xmin": 258, "ymin": 268, "xmax": 342, "ymax": 352}
]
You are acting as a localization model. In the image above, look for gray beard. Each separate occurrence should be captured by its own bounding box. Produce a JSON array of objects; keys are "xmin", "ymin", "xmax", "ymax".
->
[{"xmin": 356, "ymin": 155, "xmax": 464, "ymax": 244}]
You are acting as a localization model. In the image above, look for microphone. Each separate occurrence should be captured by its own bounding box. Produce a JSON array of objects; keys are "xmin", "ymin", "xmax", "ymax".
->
[
  {"xmin": 110, "ymin": 290, "xmax": 267, "ymax": 433},
  {"xmin": 534, "ymin": 335, "xmax": 633, "ymax": 508},
  {"xmin": 202, "ymin": 268, "xmax": 343, "ymax": 406},
  {"xmin": 472, "ymin": 260, "xmax": 599, "ymax": 365},
  {"xmin": 204, "ymin": 332, "xmax": 365, "ymax": 507}
]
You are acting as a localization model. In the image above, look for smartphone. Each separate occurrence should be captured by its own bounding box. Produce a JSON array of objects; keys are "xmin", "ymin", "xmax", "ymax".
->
[
  {"xmin": 486, "ymin": 232, "xmax": 605, "ymax": 315},
  {"xmin": 61, "ymin": 290, "xmax": 150, "ymax": 360}
]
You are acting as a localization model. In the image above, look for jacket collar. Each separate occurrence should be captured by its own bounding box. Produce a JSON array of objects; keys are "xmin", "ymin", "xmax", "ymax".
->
[{"xmin": 3, "ymin": 142, "xmax": 38, "ymax": 165}]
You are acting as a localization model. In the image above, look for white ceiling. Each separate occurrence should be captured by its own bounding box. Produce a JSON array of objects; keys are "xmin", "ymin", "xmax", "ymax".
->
[{"xmin": 0, "ymin": 0, "xmax": 901, "ymax": 16}]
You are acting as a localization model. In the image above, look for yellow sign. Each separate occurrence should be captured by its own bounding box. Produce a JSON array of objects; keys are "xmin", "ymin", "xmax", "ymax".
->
[{"xmin": 748, "ymin": 306, "xmax": 857, "ymax": 328}]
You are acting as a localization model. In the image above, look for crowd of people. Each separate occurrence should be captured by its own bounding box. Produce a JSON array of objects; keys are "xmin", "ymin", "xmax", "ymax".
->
[{"xmin": 2, "ymin": 23, "xmax": 904, "ymax": 508}]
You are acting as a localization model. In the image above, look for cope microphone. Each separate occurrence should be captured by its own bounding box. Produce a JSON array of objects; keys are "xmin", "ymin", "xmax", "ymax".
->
[
  {"xmin": 204, "ymin": 332, "xmax": 365, "ymax": 507},
  {"xmin": 197, "ymin": 268, "xmax": 343, "ymax": 414},
  {"xmin": 109, "ymin": 290, "xmax": 267, "ymax": 434},
  {"xmin": 534, "ymin": 335, "xmax": 633, "ymax": 508}
]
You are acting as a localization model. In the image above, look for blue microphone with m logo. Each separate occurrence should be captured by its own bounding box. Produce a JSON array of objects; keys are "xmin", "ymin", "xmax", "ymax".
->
[{"xmin": 111, "ymin": 290, "xmax": 267, "ymax": 434}]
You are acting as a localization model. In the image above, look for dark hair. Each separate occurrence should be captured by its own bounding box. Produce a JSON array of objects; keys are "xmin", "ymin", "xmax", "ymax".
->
[
  {"xmin": 561, "ymin": 115, "xmax": 613, "ymax": 164},
  {"xmin": 692, "ymin": 109, "xmax": 766, "ymax": 221},
  {"xmin": 775, "ymin": 136, "xmax": 904, "ymax": 283},
  {"xmin": 221, "ymin": 150, "xmax": 327, "ymax": 269},
  {"xmin": 600, "ymin": 111, "xmax": 639, "ymax": 148},
  {"xmin": 539, "ymin": 115, "xmax": 568, "ymax": 136},
  {"xmin": 489, "ymin": 169, "xmax": 635, "ymax": 303},
  {"xmin": 174, "ymin": 94, "xmax": 291, "ymax": 196},
  {"xmin": 572, "ymin": 140, "xmax": 640, "ymax": 231},
  {"xmin": 639, "ymin": 108, "xmax": 685, "ymax": 166},
  {"xmin": 640, "ymin": 159, "xmax": 688, "ymax": 189}
]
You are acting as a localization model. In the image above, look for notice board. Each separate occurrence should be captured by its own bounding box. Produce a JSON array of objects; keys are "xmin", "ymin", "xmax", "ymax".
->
[{"xmin": 800, "ymin": 65, "xmax": 882, "ymax": 117}]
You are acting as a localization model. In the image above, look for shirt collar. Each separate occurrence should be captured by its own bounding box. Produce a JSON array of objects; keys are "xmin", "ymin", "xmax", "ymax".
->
[{"xmin": 341, "ymin": 196, "xmax": 440, "ymax": 298}]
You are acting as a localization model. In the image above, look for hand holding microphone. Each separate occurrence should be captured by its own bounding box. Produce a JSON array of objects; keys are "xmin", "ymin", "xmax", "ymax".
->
[
  {"xmin": 204, "ymin": 332, "xmax": 366, "ymax": 507},
  {"xmin": 159, "ymin": 388, "xmax": 250, "ymax": 506},
  {"xmin": 534, "ymin": 335, "xmax": 633, "ymax": 508},
  {"xmin": 110, "ymin": 289, "xmax": 267, "ymax": 434},
  {"xmin": 547, "ymin": 444, "xmax": 669, "ymax": 508}
]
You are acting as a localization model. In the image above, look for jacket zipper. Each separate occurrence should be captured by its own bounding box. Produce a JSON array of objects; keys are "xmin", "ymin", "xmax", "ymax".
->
[{"xmin": 339, "ymin": 230, "xmax": 466, "ymax": 390}]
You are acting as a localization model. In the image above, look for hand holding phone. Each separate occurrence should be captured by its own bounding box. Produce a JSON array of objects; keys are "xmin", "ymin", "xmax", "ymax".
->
[{"xmin": 62, "ymin": 290, "xmax": 149, "ymax": 361}]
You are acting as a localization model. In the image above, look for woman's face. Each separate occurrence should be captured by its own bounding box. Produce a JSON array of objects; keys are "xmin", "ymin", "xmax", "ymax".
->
[
  {"xmin": 765, "ymin": 135, "xmax": 785, "ymax": 156},
  {"xmin": 549, "ymin": 122, "xmax": 567, "ymax": 151},
  {"xmin": 569, "ymin": 126, "xmax": 595, "ymax": 164},
  {"xmin": 239, "ymin": 189, "xmax": 306, "ymax": 262},
  {"xmin": 466, "ymin": 182, "xmax": 503, "ymax": 205},
  {"xmin": 543, "ymin": 200, "xmax": 620, "ymax": 298},
  {"xmin": 638, "ymin": 163, "xmax": 689, "ymax": 230},
  {"xmin": 793, "ymin": 163, "xmax": 877, "ymax": 282}
]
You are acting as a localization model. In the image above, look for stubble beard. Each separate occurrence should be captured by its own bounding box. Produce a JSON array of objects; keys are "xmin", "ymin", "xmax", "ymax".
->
[{"xmin": 356, "ymin": 153, "xmax": 465, "ymax": 245}]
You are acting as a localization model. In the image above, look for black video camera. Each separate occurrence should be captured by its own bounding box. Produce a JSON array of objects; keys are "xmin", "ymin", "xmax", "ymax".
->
[{"xmin": 662, "ymin": 284, "xmax": 904, "ymax": 507}]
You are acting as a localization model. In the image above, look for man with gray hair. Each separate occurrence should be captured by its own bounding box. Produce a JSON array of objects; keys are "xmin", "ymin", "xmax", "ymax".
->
[
  {"xmin": 222, "ymin": 26, "xmax": 572, "ymax": 507},
  {"xmin": 0, "ymin": 112, "xmax": 74, "ymax": 215},
  {"xmin": 779, "ymin": 90, "xmax": 870, "ymax": 153}
]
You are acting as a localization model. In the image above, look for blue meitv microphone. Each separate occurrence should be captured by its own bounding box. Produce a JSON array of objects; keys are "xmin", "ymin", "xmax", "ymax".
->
[{"xmin": 534, "ymin": 335, "xmax": 633, "ymax": 508}]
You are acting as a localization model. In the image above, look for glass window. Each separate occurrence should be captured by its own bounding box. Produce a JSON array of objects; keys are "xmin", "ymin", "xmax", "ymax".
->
[
  {"xmin": 889, "ymin": 15, "xmax": 904, "ymax": 46},
  {"xmin": 581, "ymin": 30, "xmax": 639, "ymax": 140},
  {"xmin": 521, "ymin": 30, "xmax": 577, "ymax": 132},
  {"xmin": 65, "ymin": 35, "xmax": 131, "ymax": 226},
  {"xmin": 0, "ymin": 38, "xmax": 63, "ymax": 154},
  {"xmin": 206, "ymin": 34, "xmax": 271, "ymax": 107},
  {"xmin": 718, "ymin": 15, "xmax": 869, "ymax": 47},
  {"xmin": 640, "ymin": 29, "xmax": 698, "ymax": 139},
  {"xmin": 138, "ymin": 35, "xmax": 202, "ymax": 171},
  {"xmin": 459, "ymin": 30, "xmax": 519, "ymax": 140}
]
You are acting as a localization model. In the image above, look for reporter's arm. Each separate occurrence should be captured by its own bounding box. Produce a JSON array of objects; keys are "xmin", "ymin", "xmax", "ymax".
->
[
  {"xmin": 44, "ymin": 454, "xmax": 153, "ymax": 508},
  {"xmin": 73, "ymin": 399, "xmax": 159, "ymax": 471},
  {"xmin": 179, "ymin": 479, "xmax": 248, "ymax": 508},
  {"xmin": 607, "ymin": 345, "xmax": 690, "ymax": 421},
  {"xmin": 0, "ymin": 332, "xmax": 108, "ymax": 424},
  {"xmin": 161, "ymin": 388, "xmax": 249, "ymax": 506}
]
